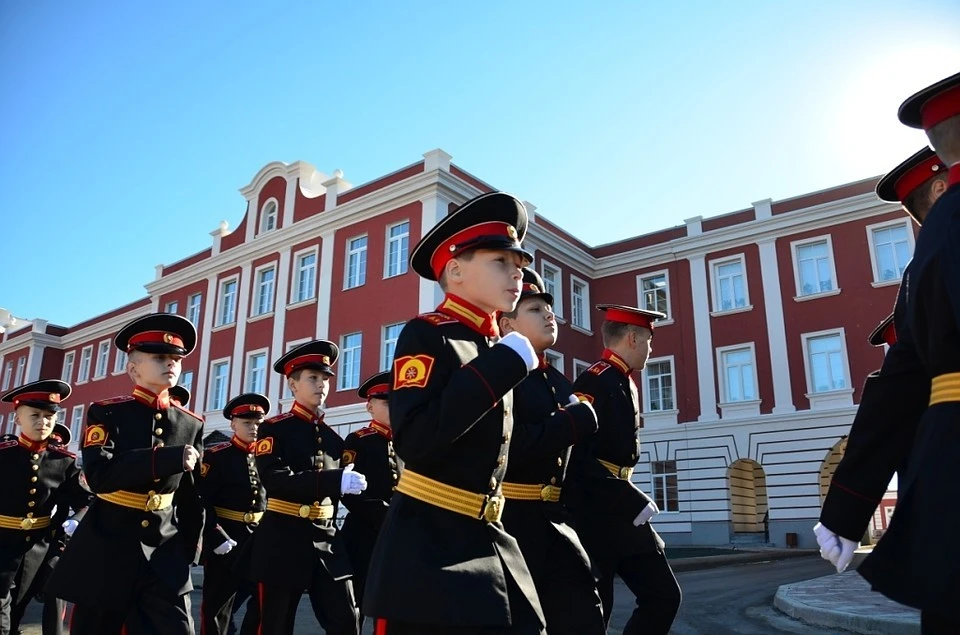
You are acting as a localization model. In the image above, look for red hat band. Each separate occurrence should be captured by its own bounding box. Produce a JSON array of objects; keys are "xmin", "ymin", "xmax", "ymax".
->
[
  {"xmin": 366, "ymin": 383, "xmax": 389, "ymax": 397},
  {"xmin": 128, "ymin": 330, "xmax": 184, "ymax": 352},
  {"xmin": 231, "ymin": 404, "xmax": 265, "ymax": 416},
  {"xmin": 605, "ymin": 308, "xmax": 654, "ymax": 330},
  {"xmin": 921, "ymin": 84, "xmax": 960, "ymax": 130},
  {"xmin": 284, "ymin": 354, "xmax": 331, "ymax": 376},
  {"xmin": 430, "ymin": 221, "xmax": 519, "ymax": 279},
  {"xmin": 895, "ymin": 155, "xmax": 945, "ymax": 201},
  {"xmin": 13, "ymin": 391, "xmax": 61, "ymax": 407}
]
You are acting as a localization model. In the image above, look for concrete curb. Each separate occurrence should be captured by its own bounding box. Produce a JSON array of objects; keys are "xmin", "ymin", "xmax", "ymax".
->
[
  {"xmin": 774, "ymin": 573, "xmax": 920, "ymax": 635},
  {"xmin": 669, "ymin": 549, "xmax": 818, "ymax": 573}
]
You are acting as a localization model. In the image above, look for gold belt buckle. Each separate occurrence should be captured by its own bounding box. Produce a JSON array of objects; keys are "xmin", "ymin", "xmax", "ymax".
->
[
  {"xmin": 482, "ymin": 496, "xmax": 504, "ymax": 523},
  {"xmin": 298, "ymin": 505, "xmax": 312, "ymax": 519},
  {"xmin": 619, "ymin": 467, "xmax": 633, "ymax": 480},
  {"xmin": 243, "ymin": 512, "xmax": 256, "ymax": 523},
  {"xmin": 20, "ymin": 518, "xmax": 36, "ymax": 531},
  {"xmin": 145, "ymin": 494, "xmax": 163, "ymax": 511},
  {"xmin": 540, "ymin": 485, "xmax": 558, "ymax": 501}
]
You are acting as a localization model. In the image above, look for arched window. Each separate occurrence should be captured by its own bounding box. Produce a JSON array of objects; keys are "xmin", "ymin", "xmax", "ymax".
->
[{"xmin": 260, "ymin": 200, "xmax": 278, "ymax": 234}]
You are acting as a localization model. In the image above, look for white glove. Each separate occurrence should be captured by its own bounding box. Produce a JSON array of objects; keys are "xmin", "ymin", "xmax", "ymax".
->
[
  {"xmin": 813, "ymin": 522, "xmax": 858, "ymax": 573},
  {"xmin": 497, "ymin": 332, "xmax": 538, "ymax": 372},
  {"xmin": 213, "ymin": 538, "xmax": 237, "ymax": 555},
  {"xmin": 340, "ymin": 464, "xmax": 368, "ymax": 495},
  {"xmin": 633, "ymin": 501, "xmax": 660, "ymax": 526},
  {"xmin": 62, "ymin": 519, "xmax": 79, "ymax": 537}
]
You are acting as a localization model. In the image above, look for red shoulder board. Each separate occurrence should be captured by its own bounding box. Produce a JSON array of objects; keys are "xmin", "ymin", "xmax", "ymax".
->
[
  {"xmin": 355, "ymin": 427, "xmax": 379, "ymax": 438},
  {"xmin": 94, "ymin": 395, "xmax": 134, "ymax": 406},
  {"xmin": 264, "ymin": 412, "xmax": 294, "ymax": 424},
  {"xmin": 0, "ymin": 437, "xmax": 18, "ymax": 451},
  {"xmin": 206, "ymin": 442, "xmax": 232, "ymax": 453},
  {"xmin": 415, "ymin": 312, "xmax": 457, "ymax": 326},
  {"xmin": 587, "ymin": 361, "xmax": 612, "ymax": 375},
  {"xmin": 173, "ymin": 403, "xmax": 204, "ymax": 421},
  {"xmin": 48, "ymin": 445, "xmax": 76, "ymax": 458}
]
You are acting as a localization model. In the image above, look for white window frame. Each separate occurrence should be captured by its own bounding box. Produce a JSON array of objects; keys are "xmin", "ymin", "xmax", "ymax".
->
[
  {"xmin": 540, "ymin": 260, "xmax": 564, "ymax": 320},
  {"xmin": 186, "ymin": 293, "xmax": 202, "ymax": 326},
  {"xmin": 641, "ymin": 355, "xmax": 679, "ymax": 427},
  {"xmin": 1, "ymin": 360, "xmax": 13, "ymax": 391},
  {"xmin": 544, "ymin": 349, "xmax": 564, "ymax": 373},
  {"xmin": 251, "ymin": 263, "xmax": 277, "ymax": 318},
  {"xmin": 337, "ymin": 332, "xmax": 363, "ymax": 392},
  {"xmin": 801, "ymin": 328, "xmax": 855, "ymax": 409},
  {"xmin": 715, "ymin": 343, "xmax": 761, "ymax": 419},
  {"xmin": 77, "ymin": 346, "xmax": 93, "ymax": 384},
  {"xmin": 70, "ymin": 405, "xmax": 84, "ymax": 444},
  {"xmin": 245, "ymin": 349, "xmax": 269, "ymax": 394},
  {"xmin": 164, "ymin": 300, "xmax": 179, "ymax": 315},
  {"xmin": 636, "ymin": 269, "xmax": 673, "ymax": 324},
  {"xmin": 216, "ymin": 275, "xmax": 239, "ymax": 327},
  {"xmin": 290, "ymin": 246, "xmax": 319, "ymax": 305},
  {"xmin": 179, "ymin": 370, "xmax": 194, "ymax": 394},
  {"xmin": 344, "ymin": 234, "xmax": 368, "ymax": 290},
  {"xmin": 569, "ymin": 275, "xmax": 591, "ymax": 333},
  {"xmin": 5, "ymin": 412, "xmax": 14, "ymax": 436},
  {"xmin": 281, "ymin": 338, "xmax": 312, "ymax": 400},
  {"xmin": 573, "ymin": 358, "xmax": 590, "ymax": 379},
  {"xmin": 651, "ymin": 460, "xmax": 680, "ymax": 513},
  {"xmin": 384, "ymin": 220, "xmax": 410, "ymax": 279},
  {"xmin": 208, "ymin": 358, "xmax": 231, "ymax": 411},
  {"xmin": 866, "ymin": 218, "xmax": 915, "ymax": 287},
  {"xmin": 93, "ymin": 339, "xmax": 110, "ymax": 379},
  {"xmin": 113, "ymin": 349, "xmax": 128, "ymax": 375},
  {"xmin": 790, "ymin": 235, "xmax": 840, "ymax": 301},
  {"xmin": 709, "ymin": 254, "xmax": 752, "ymax": 315},
  {"xmin": 61, "ymin": 352, "xmax": 75, "ymax": 383},
  {"xmin": 259, "ymin": 198, "xmax": 279, "ymax": 234},
  {"xmin": 14, "ymin": 356, "xmax": 26, "ymax": 387},
  {"xmin": 381, "ymin": 322, "xmax": 404, "ymax": 372}
]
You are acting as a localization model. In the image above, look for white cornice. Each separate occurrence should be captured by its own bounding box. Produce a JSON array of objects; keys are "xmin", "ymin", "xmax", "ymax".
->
[
  {"xmin": 57, "ymin": 305, "xmax": 152, "ymax": 348},
  {"xmin": 525, "ymin": 224, "xmax": 596, "ymax": 277},
  {"xmin": 238, "ymin": 161, "xmax": 327, "ymax": 201}
]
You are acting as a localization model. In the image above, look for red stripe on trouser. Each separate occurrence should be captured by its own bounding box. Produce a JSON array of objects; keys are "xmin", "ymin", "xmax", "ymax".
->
[
  {"xmin": 121, "ymin": 625, "xmax": 128, "ymax": 635},
  {"xmin": 375, "ymin": 617, "xmax": 388, "ymax": 635},
  {"xmin": 258, "ymin": 583, "xmax": 265, "ymax": 635},
  {"xmin": 69, "ymin": 604, "xmax": 76, "ymax": 631}
]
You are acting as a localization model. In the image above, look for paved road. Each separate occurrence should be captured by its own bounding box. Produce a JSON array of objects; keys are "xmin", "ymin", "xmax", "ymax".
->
[{"xmin": 20, "ymin": 556, "xmax": 848, "ymax": 634}]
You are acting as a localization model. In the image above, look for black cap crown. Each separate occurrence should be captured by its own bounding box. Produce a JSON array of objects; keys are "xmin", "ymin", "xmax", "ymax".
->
[
  {"xmin": 115, "ymin": 313, "xmax": 197, "ymax": 356},
  {"xmin": 2, "ymin": 379, "xmax": 71, "ymax": 413},
  {"xmin": 274, "ymin": 340, "xmax": 338, "ymax": 377},
  {"xmin": 358, "ymin": 371, "xmax": 391, "ymax": 400},
  {"xmin": 517, "ymin": 267, "xmax": 554, "ymax": 306},
  {"xmin": 223, "ymin": 393, "xmax": 271, "ymax": 420},
  {"xmin": 169, "ymin": 385, "xmax": 191, "ymax": 407}
]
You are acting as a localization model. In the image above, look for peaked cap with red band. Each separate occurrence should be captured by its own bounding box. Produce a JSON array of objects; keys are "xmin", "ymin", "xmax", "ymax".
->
[
  {"xmin": 169, "ymin": 385, "xmax": 191, "ymax": 408},
  {"xmin": 51, "ymin": 422, "xmax": 72, "ymax": 445},
  {"xmin": 410, "ymin": 191, "xmax": 533, "ymax": 281},
  {"xmin": 517, "ymin": 267, "xmax": 554, "ymax": 306},
  {"xmin": 274, "ymin": 339, "xmax": 338, "ymax": 377},
  {"xmin": 876, "ymin": 146, "xmax": 946, "ymax": 220},
  {"xmin": 358, "ymin": 370, "xmax": 391, "ymax": 400},
  {"xmin": 2, "ymin": 379, "xmax": 71, "ymax": 413},
  {"xmin": 115, "ymin": 313, "xmax": 197, "ymax": 356},
  {"xmin": 597, "ymin": 304, "xmax": 666, "ymax": 331},
  {"xmin": 223, "ymin": 392, "xmax": 271, "ymax": 420},
  {"xmin": 898, "ymin": 71, "xmax": 960, "ymax": 130},
  {"xmin": 868, "ymin": 313, "xmax": 897, "ymax": 348}
]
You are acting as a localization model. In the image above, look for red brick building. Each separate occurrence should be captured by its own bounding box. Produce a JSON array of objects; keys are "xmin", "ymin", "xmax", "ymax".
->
[{"xmin": 0, "ymin": 149, "xmax": 911, "ymax": 548}]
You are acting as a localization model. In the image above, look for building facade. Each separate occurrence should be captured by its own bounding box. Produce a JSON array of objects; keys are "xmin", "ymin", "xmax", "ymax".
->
[{"xmin": 0, "ymin": 149, "xmax": 912, "ymax": 549}]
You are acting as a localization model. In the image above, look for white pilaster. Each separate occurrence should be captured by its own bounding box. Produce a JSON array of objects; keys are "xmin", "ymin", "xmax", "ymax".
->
[
  {"xmin": 282, "ymin": 176, "xmax": 298, "ymax": 228},
  {"xmin": 423, "ymin": 148, "xmax": 452, "ymax": 173},
  {"xmin": 244, "ymin": 198, "xmax": 258, "ymax": 243},
  {"xmin": 211, "ymin": 221, "xmax": 230, "ymax": 258},
  {"xmin": 688, "ymin": 255, "xmax": 718, "ymax": 421},
  {"xmin": 229, "ymin": 263, "xmax": 253, "ymax": 396},
  {"xmin": 418, "ymin": 193, "xmax": 450, "ymax": 313},
  {"xmin": 269, "ymin": 247, "xmax": 292, "ymax": 409},
  {"xmin": 315, "ymin": 230, "xmax": 336, "ymax": 339},
  {"xmin": 193, "ymin": 274, "xmax": 218, "ymax": 411},
  {"xmin": 323, "ymin": 171, "xmax": 350, "ymax": 212},
  {"xmin": 758, "ymin": 238, "xmax": 796, "ymax": 413}
]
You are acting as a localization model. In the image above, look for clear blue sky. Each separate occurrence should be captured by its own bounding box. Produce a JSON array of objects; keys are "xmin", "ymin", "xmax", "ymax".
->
[{"xmin": 2, "ymin": 1, "xmax": 958, "ymax": 327}]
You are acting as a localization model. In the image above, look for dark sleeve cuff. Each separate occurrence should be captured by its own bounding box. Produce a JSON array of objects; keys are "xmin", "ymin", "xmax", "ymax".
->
[{"xmin": 820, "ymin": 481, "xmax": 878, "ymax": 542}]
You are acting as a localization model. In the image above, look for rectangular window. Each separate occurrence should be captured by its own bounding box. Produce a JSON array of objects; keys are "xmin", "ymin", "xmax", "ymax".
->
[
  {"xmin": 711, "ymin": 256, "xmax": 749, "ymax": 312},
  {"xmin": 253, "ymin": 267, "xmax": 276, "ymax": 316},
  {"xmin": 573, "ymin": 359, "xmax": 590, "ymax": 379},
  {"xmin": 179, "ymin": 370, "xmax": 194, "ymax": 394},
  {"xmin": 77, "ymin": 347, "xmax": 93, "ymax": 383},
  {"xmin": 720, "ymin": 346, "xmax": 757, "ymax": 403},
  {"xmin": 645, "ymin": 358, "xmax": 675, "ymax": 411},
  {"xmin": 293, "ymin": 251, "xmax": 317, "ymax": 303},
  {"xmin": 165, "ymin": 300, "xmax": 179, "ymax": 315},
  {"xmin": 94, "ymin": 340, "xmax": 110, "ymax": 379},
  {"xmin": 544, "ymin": 350, "xmax": 564, "ymax": 373},
  {"xmin": 651, "ymin": 460, "xmax": 679, "ymax": 512},
  {"xmin": 385, "ymin": 222, "xmax": 410, "ymax": 278},
  {"xmin": 1, "ymin": 361, "xmax": 12, "ymax": 391},
  {"xmin": 218, "ymin": 278, "xmax": 238, "ymax": 326},
  {"xmin": 338, "ymin": 333, "xmax": 362, "ymax": 391},
  {"xmin": 381, "ymin": 323, "xmax": 404, "ymax": 371},
  {"xmin": 209, "ymin": 361, "xmax": 230, "ymax": 410},
  {"xmin": 870, "ymin": 222, "xmax": 912, "ymax": 283},
  {"xmin": 114, "ymin": 349, "xmax": 128, "ymax": 374},
  {"xmin": 570, "ymin": 276, "xmax": 590, "ymax": 330},
  {"xmin": 247, "ymin": 352, "xmax": 267, "ymax": 394},
  {"xmin": 5, "ymin": 412, "xmax": 14, "ymax": 435},
  {"xmin": 187, "ymin": 293, "xmax": 202, "ymax": 326},
  {"xmin": 638, "ymin": 271, "xmax": 670, "ymax": 317},
  {"xmin": 14, "ymin": 356, "xmax": 26, "ymax": 387},
  {"xmin": 807, "ymin": 333, "xmax": 847, "ymax": 393},
  {"xmin": 793, "ymin": 238, "xmax": 837, "ymax": 297},
  {"xmin": 70, "ymin": 405, "xmax": 84, "ymax": 443},
  {"xmin": 345, "ymin": 236, "xmax": 368, "ymax": 289},
  {"xmin": 61, "ymin": 352, "xmax": 75, "ymax": 383},
  {"xmin": 541, "ymin": 262, "xmax": 563, "ymax": 318}
]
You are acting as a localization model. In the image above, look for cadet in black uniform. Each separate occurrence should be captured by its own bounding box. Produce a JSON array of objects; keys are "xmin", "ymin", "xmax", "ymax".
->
[
  {"xmin": 198, "ymin": 393, "xmax": 269, "ymax": 635},
  {"xmin": 566, "ymin": 304, "xmax": 680, "ymax": 635},
  {"xmin": 496, "ymin": 268, "xmax": 604, "ymax": 635},
  {"xmin": 847, "ymin": 72, "xmax": 960, "ymax": 634},
  {"xmin": 46, "ymin": 313, "xmax": 205, "ymax": 635},
  {"xmin": 816, "ymin": 146, "xmax": 946, "ymax": 572},
  {"xmin": 243, "ymin": 340, "xmax": 366, "ymax": 635},
  {"xmin": 339, "ymin": 371, "xmax": 398, "ymax": 632},
  {"xmin": 0, "ymin": 381, "xmax": 87, "ymax": 635},
  {"xmin": 364, "ymin": 191, "xmax": 545, "ymax": 634}
]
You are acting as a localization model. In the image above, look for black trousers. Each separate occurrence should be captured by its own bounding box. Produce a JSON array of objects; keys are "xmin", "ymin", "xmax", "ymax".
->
[
  {"xmin": 594, "ymin": 550, "xmax": 681, "ymax": 635},
  {"xmin": 10, "ymin": 559, "xmax": 67, "ymax": 635},
  {"xmin": 921, "ymin": 610, "xmax": 960, "ymax": 634},
  {"xmin": 69, "ymin": 565, "xmax": 193, "ymax": 635},
  {"xmin": 531, "ymin": 531, "xmax": 605, "ymax": 635},
  {"xmin": 202, "ymin": 553, "xmax": 259, "ymax": 635},
  {"xmin": 384, "ymin": 623, "xmax": 544, "ymax": 635},
  {"xmin": 257, "ymin": 573, "xmax": 358, "ymax": 635}
]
